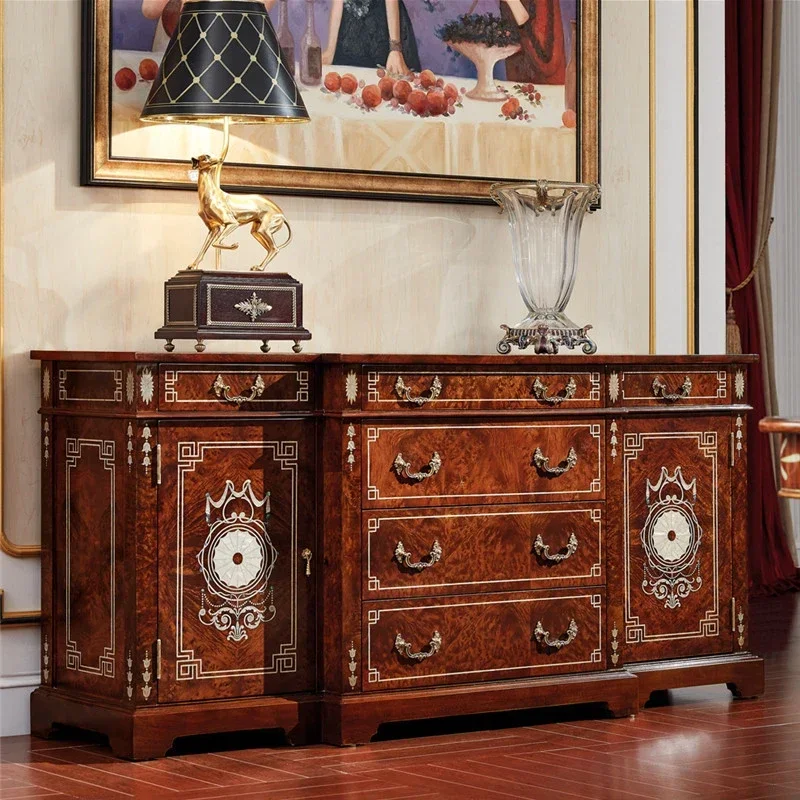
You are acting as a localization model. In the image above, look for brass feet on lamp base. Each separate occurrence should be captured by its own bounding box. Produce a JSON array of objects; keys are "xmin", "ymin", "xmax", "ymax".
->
[{"xmin": 497, "ymin": 323, "xmax": 597, "ymax": 355}]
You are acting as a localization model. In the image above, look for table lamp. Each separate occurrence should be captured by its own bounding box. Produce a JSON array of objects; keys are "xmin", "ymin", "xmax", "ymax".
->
[{"xmin": 140, "ymin": 0, "xmax": 312, "ymax": 353}]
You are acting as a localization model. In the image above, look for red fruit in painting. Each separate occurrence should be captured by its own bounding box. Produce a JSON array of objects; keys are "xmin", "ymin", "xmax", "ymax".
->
[
  {"xmin": 443, "ymin": 83, "xmax": 459, "ymax": 102},
  {"xmin": 377, "ymin": 68, "xmax": 386, "ymax": 78},
  {"xmin": 534, "ymin": 91, "xmax": 541, "ymax": 101},
  {"xmin": 562, "ymin": 109, "xmax": 577, "ymax": 128},
  {"xmin": 427, "ymin": 90, "xmax": 447, "ymax": 116},
  {"xmin": 419, "ymin": 69, "xmax": 436, "ymax": 89},
  {"xmin": 362, "ymin": 84, "xmax": 382, "ymax": 108},
  {"xmin": 378, "ymin": 76, "xmax": 396, "ymax": 100},
  {"xmin": 393, "ymin": 79, "xmax": 412, "ymax": 103},
  {"xmin": 324, "ymin": 72, "xmax": 342, "ymax": 91},
  {"xmin": 114, "ymin": 67, "xmax": 137, "ymax": 91},
  {"xmin": 138, "ymin": 58, "xmax": 158, "ymax": 81},
  {"xmin": 161, "ymin": 0, "xmax": 182, "ymax": 37},
  {"xmin": 340, "ymin": 73, "xmax": 358, "ymax": 94},
  {"xmin": 435, "ymin": 77, "xmax": 445, "ymax": 88},
  {"xmin": 501, "ymin": 98, "xmax": 522, "ymax": 117},
  {"xmin": 407, "ymin": 89, "xmax": 428, "ymax": 115}
]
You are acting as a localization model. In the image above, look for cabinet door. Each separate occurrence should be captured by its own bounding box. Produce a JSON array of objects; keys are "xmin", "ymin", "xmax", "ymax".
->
[
  {"xmin": 609, "ymin": 417, "xmax": 733, "ymax": 663},
  {"xmin": 157, "ymin": 421, "xmax": 315, "ymax": 702}
]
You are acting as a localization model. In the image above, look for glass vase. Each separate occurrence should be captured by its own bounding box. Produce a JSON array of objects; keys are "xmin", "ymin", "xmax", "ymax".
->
[{"xmin": 491, "ymin": 181, "xmax": 601, "ymax": 355}]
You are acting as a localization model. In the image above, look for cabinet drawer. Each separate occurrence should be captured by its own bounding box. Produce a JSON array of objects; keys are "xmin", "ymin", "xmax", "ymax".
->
[
  {"xmin": 159, "ymin": 365, "xmax": 312, "ymax": 411},
  {"xmin": 364, "ymin": 368, "xmax": 602, "ymax": 410},
  {"xmin": 364, "ymin": 503, "xmax": 604, "ymax": 598},
  {"xmin": 364, "ymin": 590, "xmax": 605, "ymax": 691},
  {"xmin": 610, "ymin": 368, "xmax": 729, "ymax": 407},
  {"xmin": 364, "ymin": 421, "xmax": 603, "ymax": 507}
]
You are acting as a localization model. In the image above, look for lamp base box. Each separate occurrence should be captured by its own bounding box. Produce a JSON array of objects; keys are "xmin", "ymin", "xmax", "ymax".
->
[{"xmin": 154, "ymin": 269, "xmax": 311, "ymax": 353}]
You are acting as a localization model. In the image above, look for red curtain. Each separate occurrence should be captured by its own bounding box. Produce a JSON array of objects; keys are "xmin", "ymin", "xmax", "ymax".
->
[{"xmin": 726, "ymin": 1, "xmax": 798, "ymax": 593}]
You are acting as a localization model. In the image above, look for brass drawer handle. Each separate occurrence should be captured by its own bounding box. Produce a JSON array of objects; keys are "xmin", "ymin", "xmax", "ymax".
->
[
  {"xmin": 534, "ymin": 532, "xmax": 578, "ymax": 562},
  {"xmin": 393, "ymin": 452, "xmax": 442, "ymax": 482},
  {"xmin": 212, "ymin": 374, "xmax": 266, "ymax": 406},
  {"xmin": 533, "ymin": 446, "xmax": 578, "ymax": 476},
  {"xmin": 532, "ymin": 376, "xmax": 577, "ymax": 405},
  {"xmin": 394, "ymin": 375, "xmax": 443, "ymax": 406},
  {"xmin": 652, "ymin": 375, "xmax": 692, "ymax": 401},
  {"xmin": 395, "ymin": 540, "xmax": 443, "ymax": 571},
  {"xmin": 395, "ymin": 630, "xmax": 442, "ymax": 661},
  {"xmin": 534, "ymin": 618, "xmax": 578, "ymax": 649}
]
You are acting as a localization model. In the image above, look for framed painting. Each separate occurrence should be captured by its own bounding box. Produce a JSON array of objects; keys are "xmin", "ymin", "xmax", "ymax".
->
[{"xmin": 81, "ymin": 0, "xmax": 599, "ymax": 203}]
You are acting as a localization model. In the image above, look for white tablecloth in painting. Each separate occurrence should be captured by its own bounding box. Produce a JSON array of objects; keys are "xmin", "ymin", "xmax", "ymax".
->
[{"xmin": 111, "ymin": 53, "xmax": 576, "ymax": 182}]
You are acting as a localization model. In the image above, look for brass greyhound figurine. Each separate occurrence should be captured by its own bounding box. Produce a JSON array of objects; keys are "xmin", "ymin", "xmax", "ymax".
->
[{"xmin": 188, "ymin": 134, "xmax": 292, "ymax": 271}]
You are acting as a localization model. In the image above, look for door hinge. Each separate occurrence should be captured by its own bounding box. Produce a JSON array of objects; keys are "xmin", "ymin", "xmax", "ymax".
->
[
  {"xmin": 155, "ymin": 638, "xmax": 162, "ymax": 680},
  {"xmin": 156, "ymin": 444, "xmax": 162, "ymax": 486}
]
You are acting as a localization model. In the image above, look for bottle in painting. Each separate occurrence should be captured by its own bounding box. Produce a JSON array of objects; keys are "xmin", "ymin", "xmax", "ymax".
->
[
  {"xmin": 276, "ymin": 0, "xmax": 295, "ymax": 78},
  {"xmin": 300, "ymin": 0, "xmax": 322, "ymax": 86}
]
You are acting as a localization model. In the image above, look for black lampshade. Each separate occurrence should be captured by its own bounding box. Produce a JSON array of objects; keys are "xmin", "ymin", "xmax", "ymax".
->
[{"xmin": 140, "ymin": 0, "xmax": 309, "ymax": 124}]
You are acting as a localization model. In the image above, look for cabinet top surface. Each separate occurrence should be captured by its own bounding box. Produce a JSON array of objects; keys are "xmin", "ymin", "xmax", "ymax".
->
[{"xmin": 30, "ymin": 351, "xmax": 757, "ymax": 365}]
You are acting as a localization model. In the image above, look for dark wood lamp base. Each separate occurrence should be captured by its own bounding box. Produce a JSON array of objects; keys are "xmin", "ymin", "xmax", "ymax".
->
[{"xmin": 154, "ymin": 270, "xmax": 311, "ymax": 353}]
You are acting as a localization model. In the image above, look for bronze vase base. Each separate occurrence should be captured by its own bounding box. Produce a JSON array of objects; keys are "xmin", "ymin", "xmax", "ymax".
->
[{"xmin": 497, "ymin": 322, "xmax": 597, "ymax": 355}]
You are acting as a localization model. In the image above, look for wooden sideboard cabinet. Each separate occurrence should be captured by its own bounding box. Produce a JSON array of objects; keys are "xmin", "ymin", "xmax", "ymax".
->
[{"xmin": 30, "ymin": 352, "xmax": 765, "ymax": 759}]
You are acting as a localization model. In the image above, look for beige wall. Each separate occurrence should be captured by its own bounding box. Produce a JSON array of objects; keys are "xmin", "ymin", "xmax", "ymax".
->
[{"xmin": 0, "ymin": 0, "xmax": 650, "ymax": 734}]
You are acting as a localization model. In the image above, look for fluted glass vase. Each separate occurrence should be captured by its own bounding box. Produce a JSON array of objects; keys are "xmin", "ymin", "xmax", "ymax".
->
[{"xmin": 491, "ymin": 181, "xmax": 600, "ymax": 355}]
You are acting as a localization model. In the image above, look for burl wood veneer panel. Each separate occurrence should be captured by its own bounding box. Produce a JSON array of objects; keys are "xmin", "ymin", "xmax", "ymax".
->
[
  {"xmin": 156, "ymin": 420, "xmax": 316, "ymax": 702},
  {"xmin": 53, "ymin": 416, "xmax": 129, "ymax": 701},
  {"xmin": 363, "ymin": 502, "xmax": 604, "ymax": 599},
  {"xmin": 609, "ymin": 416, "xmax": 734, "ymax": 664},
  {"xmin": 363, "ymin": 420, "xmax": 604, "ymax": 508},
  {"xmin": 363, "ymin": 368, "xmax": 603, "ymax": 411},
  {"xmin": 158, "ymin": 364, "xmax": 313, "ymax": 412},
  {"xmin": 362, "ymin": 589, "xmax": 605, "ymax": 691}
]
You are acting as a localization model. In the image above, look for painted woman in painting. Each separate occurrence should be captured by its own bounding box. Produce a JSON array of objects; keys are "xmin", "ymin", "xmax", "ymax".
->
[
  {"xmin": 322, "ymin": 0, "xmax": 421, "ymax": 76},
  {"xmin": 499, "ymin": 0, "xmax": 566, "ymax": 84}
]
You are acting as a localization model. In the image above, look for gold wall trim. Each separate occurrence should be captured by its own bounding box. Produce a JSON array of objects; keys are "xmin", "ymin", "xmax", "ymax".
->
[
  {"xmin": 649, "ymin": 0, "xmax": 656, "ymax": 354},
  {"xmin": 0, "ymin": 590, "xmax": 40, "ymax": 627},
  {"xmin": 686, "ymin": 0, "xmax": 697, "ymax": 352},
  {"xmin": 648, "ymin": 0, "xmax": 698, "ymax": 354},
  {"xmin": 0, "ymin": 0, "xmax": 43, "ymax": 626},
  {"xmin": 0, "ymin": 0, "xmax": 39, "ymax": 560}
]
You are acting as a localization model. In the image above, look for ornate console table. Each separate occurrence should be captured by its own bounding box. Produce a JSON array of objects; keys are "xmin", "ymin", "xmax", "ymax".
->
[{"xmin": 30, "ymin": 351, "xmax": 764, "ymax": 759}]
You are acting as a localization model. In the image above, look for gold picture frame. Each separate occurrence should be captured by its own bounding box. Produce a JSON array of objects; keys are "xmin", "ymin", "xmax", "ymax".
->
[{"xmin": 81, "ymin": 0, "xmax": 600, "ymax": 203}]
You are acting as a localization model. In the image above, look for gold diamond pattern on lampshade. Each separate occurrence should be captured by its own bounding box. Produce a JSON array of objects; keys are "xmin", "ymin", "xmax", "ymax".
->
[{"xmin": 140, "ymin": 0, "xmax": 309, "ymax": 124}]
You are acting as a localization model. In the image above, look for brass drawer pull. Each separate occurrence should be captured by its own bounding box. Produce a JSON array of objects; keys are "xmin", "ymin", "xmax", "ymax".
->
[
  {"xmin": 395, "ymin": 540, "xmax": 443, "ymax": 571},
  {"xmin": 652, "ymin": 375, "xmax": 692, "ymax": 401},
  {"xmin": 393, "ymin": 452, "xmax": 442, "ymax": 482},
  {"xmin": 534, "ymin": 532, "xmax": 578, "ymax": 562},
  {"xmin": 212, "ymin": 374, "xmax": 266, "ymax": 406},
  {"xmin": 395, "ymin": 630, "xmax": 442, "ymax": 661},
  {"xmin": 532, "ymin": 376, "xmax": 577, "ymax": 405},
  {"xmin": 534, "ymin": 618, "xmax": 578, "ymax": 649},
  {"xmin": 394, "ymin": 375, "xmax": 443, "ymax": 406},
  {"xmin": 533, "ymin": 446, "xmax": 578, "ymax": 476}
]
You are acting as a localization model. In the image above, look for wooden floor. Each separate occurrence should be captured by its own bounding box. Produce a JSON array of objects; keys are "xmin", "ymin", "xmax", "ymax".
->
[{"xmin": 1, "ymin": 593, "xmax": 798, "ymax": 800}]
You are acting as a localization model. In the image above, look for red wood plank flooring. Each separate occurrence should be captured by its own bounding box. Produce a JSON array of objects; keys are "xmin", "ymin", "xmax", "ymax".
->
[{"xmin": 2, "ymin": 593, "xmax": 798, "ymax": 800}]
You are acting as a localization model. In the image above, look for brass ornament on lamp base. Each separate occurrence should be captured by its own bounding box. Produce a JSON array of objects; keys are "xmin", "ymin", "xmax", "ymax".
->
[{"xmin": 139, "ymin": 0, "xmax": 311, "ymax": 353}]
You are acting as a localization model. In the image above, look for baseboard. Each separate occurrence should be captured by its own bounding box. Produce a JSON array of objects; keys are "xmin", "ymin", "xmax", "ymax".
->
[{"xmin": 0, "ymin": 673, "xmax": 40, "ymax": 736}]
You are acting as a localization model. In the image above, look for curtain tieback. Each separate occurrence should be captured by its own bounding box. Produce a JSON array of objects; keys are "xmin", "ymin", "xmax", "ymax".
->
[{"xmin": 726, "ymin": 216, "xmax": 774, "ymax": 355}]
